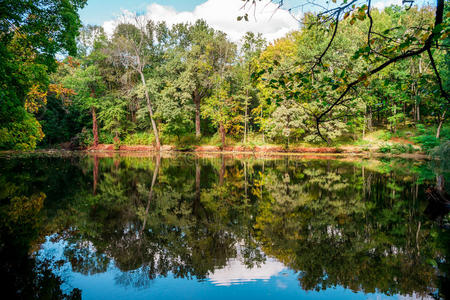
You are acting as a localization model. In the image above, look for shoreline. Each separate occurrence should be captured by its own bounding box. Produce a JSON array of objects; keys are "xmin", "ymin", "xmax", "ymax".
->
[{"xmin": 0, "ymin": 144, "xmax": 429, "ymax": 160}]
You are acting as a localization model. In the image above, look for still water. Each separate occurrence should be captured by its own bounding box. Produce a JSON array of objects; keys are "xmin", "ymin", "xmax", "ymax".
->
[{"xmin": 0, "ymin": 152, "xmax": 448, "ymax": 299}]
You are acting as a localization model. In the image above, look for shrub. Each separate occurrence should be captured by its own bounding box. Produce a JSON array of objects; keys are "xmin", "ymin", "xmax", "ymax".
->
[
  {"xmin": 414, "ymin": 134, "xmax": 439, "ymax": 152},
  {"xmin": 414, "ymin": 124, "xmax": 449, "ymax": 153},
  {"xmin": 379, "ymin": 131, "xmax": 392, "ymax": 141},
  {"xmin": 0, "ymin": 112, "xmax": 44, "ymax": 150},
  {"xmin": 378, "ymin": 144, "xmax": 391, "ymax": 153},
  {"xmin": 123, "ymin": 132, "xmax": 155, "ymax": 145},
  {"xmin": 99, "ymin": 132, "xmax": 114, "ymax": 144},
  {"xmin": 73, "ymin": 128, "xmax": 93, "ymax": 148}
]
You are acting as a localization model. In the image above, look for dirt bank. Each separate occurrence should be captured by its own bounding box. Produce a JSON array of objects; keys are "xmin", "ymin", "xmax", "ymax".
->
[
  {"xmin": 87, "ymin": 144, "xmax": 346, "ymax": 153},
  {"xmin": 81, "ymin": 144, "xmax": 427, "ymax": 159}
]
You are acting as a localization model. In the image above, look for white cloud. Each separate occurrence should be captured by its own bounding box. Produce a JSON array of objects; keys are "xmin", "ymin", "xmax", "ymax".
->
[
  {"xmin": 102, "ymin": 0, "xmax": 300, "ymax": 43},
  {"xmin": 373, "ymin": 0, "xmax": 403, "ymax": 10}
]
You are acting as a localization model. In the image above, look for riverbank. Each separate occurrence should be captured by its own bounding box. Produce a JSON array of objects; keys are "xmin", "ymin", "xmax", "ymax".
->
[
  {"xmin": 0, "ymin": 144, "xmax": 423, "ymax": 159},
  {"xmin": 82, "ymin": 144, "xmax": 425, "ymax": 158}
]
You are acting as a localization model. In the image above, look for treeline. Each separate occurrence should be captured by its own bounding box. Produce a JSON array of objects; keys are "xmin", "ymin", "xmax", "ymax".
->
[{"xmin": 1, "ymin": 3, "xmax": 448, "ymax": 150}]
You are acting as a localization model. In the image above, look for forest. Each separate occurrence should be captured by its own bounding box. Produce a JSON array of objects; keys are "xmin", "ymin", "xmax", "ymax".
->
[{"xmin": 0, "ymin": 0, "xmax": 449, "ymax": 155}]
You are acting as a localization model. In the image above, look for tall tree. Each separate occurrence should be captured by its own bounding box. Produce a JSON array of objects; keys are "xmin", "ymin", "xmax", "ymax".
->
[
  {"xmin": 109, "ymin": 18, "xmax": 167, "ymax": 149},
  {"xmin": 0, "ymin": 0, "xmax": 87, "ymax": 149}
]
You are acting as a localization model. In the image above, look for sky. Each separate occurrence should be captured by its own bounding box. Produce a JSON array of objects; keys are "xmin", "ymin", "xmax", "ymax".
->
[{"xmin": 78, "ymin": 0, "xmax": 419, "ymax": 42}]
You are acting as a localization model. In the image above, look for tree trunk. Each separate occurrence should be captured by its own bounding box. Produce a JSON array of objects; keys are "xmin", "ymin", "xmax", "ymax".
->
[
  {"xmin": 436, "ymin": 111, "xmax": 446, "ymax": 139},
  {"xmin": 219, "ymin": 121, "xmax": 226, "ymax": 149},
  {"xmin": 92, "ymin": 107, "xmax": 98, "ymax": 147},
  {"xmin": 139, "ymin": 71, "xmax": 161, "ymax": 150},
  {"xmin": 194, "ymin": 89, "xmax": 201, "ymax": 138},
  {"xmin": 261, "ymin": 109, "xmax": 265, "ymax": 143},
  {"xmin": 244, "ymin": 90, "xmax": 248, "ymax": 144},
  {"xmin": 436, "ymin": 174, "xmax": 444, "ymax": 192},
  {"xmin": 368, "ymin": 106, "xmax": 372, "ymax": 131},
  {"xmin": 417, "ymin": 102, "xmax": 420, "ymax": 122}
]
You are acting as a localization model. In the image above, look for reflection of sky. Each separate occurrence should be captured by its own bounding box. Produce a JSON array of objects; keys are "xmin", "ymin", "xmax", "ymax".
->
[
  {"xmin": 37, "ymin": 237, "xmax": 398, "ymax": 300},
  {"xmin": 208, "ymin": 257, "xmax": 285, "ymax": 286}
]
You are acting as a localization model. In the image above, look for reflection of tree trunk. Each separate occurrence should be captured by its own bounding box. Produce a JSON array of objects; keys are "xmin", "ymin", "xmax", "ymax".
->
[
  {"xmin": 139, "ymin": 70, "xmax": 161, "ymax": 150},
  {"xmin": 219, "ymin": 155, "xmax": 225, "ymax": 186},
  {"xmin": 244, "ymin": 161, "xmax": 248, "ymax": 199},
  {"xmin": 362, "ymin": 166, "xmax": 365, "ymax": 196},
  {"xmin": 93, "ymin": 155, "xmax": 99, "ymax": 195},
  {"xmin": 92, "ymin": 107, "xmax": 98, "ymax": 147},
  {"xmin": 416, "ymin": 221, "xmax": 421, "ymax": 255},
  {"xmin": 219, "ymin": 121, "xmax": 226, "ymax": 149},
  {"xmin": 196, "ymin": 159, "xmax": 201, "ymax": 202},
  {"xmin": 141, "ymin": 154, "xmax": 161, "ymax": 231},
  {"xmin": 194, "ymin": 89, "xmax": 201, "ymax": 138}
]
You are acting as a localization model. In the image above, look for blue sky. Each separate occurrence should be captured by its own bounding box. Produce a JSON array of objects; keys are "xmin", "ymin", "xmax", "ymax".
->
[
  {"xmin": 79, "ymin": 0, "xmax": 206, "ymax": 25},
  {"xmin": 79, "ymin": 0, "xmax": 427, "ymax": 42}
]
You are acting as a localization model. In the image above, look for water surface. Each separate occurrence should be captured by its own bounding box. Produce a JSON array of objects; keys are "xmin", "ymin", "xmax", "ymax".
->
[{"xmin": 0, "ymin": 153, "xmax": 448, "ymax": 299}]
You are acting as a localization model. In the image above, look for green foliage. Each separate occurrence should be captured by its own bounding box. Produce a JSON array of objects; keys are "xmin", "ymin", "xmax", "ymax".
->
[
  {"xmin": 122, "ymin": 132, "xmax": 155, "ymax": 145},
  {"xmin": 414, "ymin": 124, "xmax": 450, "ymax": 152},
  {"xmin": 378, "ymin": 143, "xmax": 415, "ymax": 154},
  {"xmin": 380, "ymin": 130, "xmax": 393, "ymax": 141},
  {"xmin": 0, "ymin": 112, "xmax": 44, "ymax": 150},
  {"xmin": 1, "ymin": 3, "xmax": 448, "ymax": 152},
  {"xmin": 73, "ymin": 128, "xmax": 93, "ymax": 148},
  {"xmin": 0, "ymin": 0, "xmax": 86, "ymax": 150},
  {"xmin": 378, "ymin": 144, "xmax": 392, "ymax": 153}
]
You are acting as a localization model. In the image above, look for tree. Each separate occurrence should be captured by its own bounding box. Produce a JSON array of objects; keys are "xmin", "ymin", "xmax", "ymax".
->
[
  {"xmin": 109, "ymin": 17, "xmax": 167, "ymax": 149},
  {"xmin": 238, "ymin": 32, "xmax": 266, "ymax": 143},
  {"xmin": 0, "ymin": 0, "xmax": 87, "ymax": 149},
  {"xmin": 61, "ymin": 64, "xmax": 105, "ymax": 147},
  {"xmin": 243, "ymin": 0, "xmax": 448, "ymax": 142},
  {"xmin": 202, "ymin": 33, "xmax": 238, "ymax": 147}
]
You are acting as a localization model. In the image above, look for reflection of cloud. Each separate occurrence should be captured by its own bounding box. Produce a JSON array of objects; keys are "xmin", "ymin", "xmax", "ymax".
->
[
  {"xmin": 276, "ymin": 279, "xmax": 287, "ymax": 289},
  {"xmin": 398, "ymin": 293, "xmax": 435, "ymax": 300},
  {"xmin": 208, "ymin": 257, "xmax": 285, "ymax": 286}
]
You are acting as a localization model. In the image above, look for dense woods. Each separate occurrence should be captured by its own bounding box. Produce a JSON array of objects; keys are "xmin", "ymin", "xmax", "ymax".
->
[{"xmin": 0, "ymin": 0, "xmax": 448, "ymax": 154}]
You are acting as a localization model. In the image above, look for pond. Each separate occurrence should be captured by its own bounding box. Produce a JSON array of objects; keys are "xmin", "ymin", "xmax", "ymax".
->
[{"xmin": 0, "ymin": 152, "xmax": 448, "ymax": 299}]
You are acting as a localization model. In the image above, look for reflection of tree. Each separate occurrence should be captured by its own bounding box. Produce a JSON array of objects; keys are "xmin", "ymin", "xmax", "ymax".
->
[
  {"xmin": 1, "ymin": 154, "xmax": 448, "ymax": 298},
  {"xmin": 0, "ymin": 156, "xmax": 86, "ymax": 299},
  {"xmin": 254, "ymin": 160, "xmax": 445, "ymax": 297}
]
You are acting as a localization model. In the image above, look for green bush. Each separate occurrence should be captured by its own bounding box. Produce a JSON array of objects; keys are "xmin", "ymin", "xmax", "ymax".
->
[
  {"xmin": 123, "ymin": 132, "xmax": 155, "ymax": 145},
  {"xmin": 99, "ymin": 132, "xmax": 114, "ymax": 144},
  {"xmin": 414, "ymin": 124, "xmax": 449, "ymax": 153},
  {"xmin": 74, "ymin": 128, "xmax": 93, "ymax": 148},
  {"xmin": 0, "ymin": 112, "xmax": 44, "ymax": 150},
  {"xmin": 379, "ymin": 131, "xmax": 392, "ymax": 141},
  {"xmin": 177, "ymin": 134, "xmax": 198, "ymax": 146},
  {"xmin": 391, "ymin": 143, "xmax": 415, "ymax": 154},
  {"xmin": 378, "ymin": 144, "xmax": 392, "ymax": 153}
]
